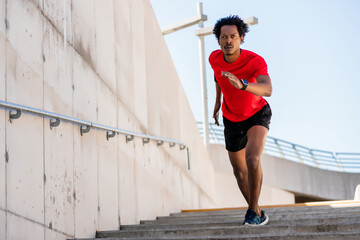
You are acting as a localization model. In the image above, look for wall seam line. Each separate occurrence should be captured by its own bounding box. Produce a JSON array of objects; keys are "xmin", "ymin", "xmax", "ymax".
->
[
  {"xmin": 4, "ymin": 0, "xmax": 8, "ymax": 238},
  {"xmin": 42, "ymin": 0, "xmax": 46, "ymax": 238}
]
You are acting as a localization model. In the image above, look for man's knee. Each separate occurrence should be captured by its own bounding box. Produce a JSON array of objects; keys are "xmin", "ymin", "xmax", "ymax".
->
[
  {"xmin": 246, "ymin": 155, "xmax": 260, "ymax": 170},
  {"xmin": 233, "ymin": 168, "xmax": 247, "ymax": 181}
]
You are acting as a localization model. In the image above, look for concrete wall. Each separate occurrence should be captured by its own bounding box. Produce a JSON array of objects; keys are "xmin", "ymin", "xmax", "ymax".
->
[
  {"xmin": 0, "ymin": 0, "xmax": 215, "ymax": 239},
  {"xmin": 355, "ymin": 185, "xmax": 360, "ymax": 200},
  {"xmin": 209, "ymin": 144, "xmax": 295, "ymax": 208},
  {"xmin": 262, "ymin": 154, "xmax": 360, "ymax": 200},
  {"xmin": 209, "ymin": 143, "xmax": 360, "ymax": 205}
]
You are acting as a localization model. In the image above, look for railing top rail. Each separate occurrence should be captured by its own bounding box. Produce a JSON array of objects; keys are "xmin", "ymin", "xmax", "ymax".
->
[
  {"xmin": 0, "ymin": 100, "xmax": 186, "ymax": 147},
  {"xmin": 336, "ymin": 152, "xmax": 360, "ymax": 156},
  {"xmin": 197, "ymin": 122, "xmax": 360, "ymax": 173}
]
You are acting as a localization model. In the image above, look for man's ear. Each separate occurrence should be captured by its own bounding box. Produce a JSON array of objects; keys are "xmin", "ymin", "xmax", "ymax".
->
[{"xmin": 240, "ymin": 36, "xmax": 244, "ymax": 44}]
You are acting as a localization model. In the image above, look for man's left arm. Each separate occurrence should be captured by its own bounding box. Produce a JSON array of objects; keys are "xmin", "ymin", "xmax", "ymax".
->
[{"xmin": 246, "ymin": 75, "xmax": 272, "ymax": 97}]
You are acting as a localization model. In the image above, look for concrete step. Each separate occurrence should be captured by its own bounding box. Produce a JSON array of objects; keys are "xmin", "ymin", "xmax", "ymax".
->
[
  {"xmin": 141, "ymin": 209, "xmax": 360, "ymax": 225},
  {"xmin": 71, "ymin": 201, "xmax": 360, "ymax": 240},
  {"xmin": 169, "ymin": 202, "xmax": 360, "ymax": 217},
  {"xmin": 82, "ymin": 231, "xmax": 360, "ymax": 240},
  {"xmin": 165, "ymin": 204, "xmax": 360, "ymax": 218},
  {"xmin": 96, "ymin": 222, "xmax": 360, "ymax": 239},
  {"xmin": 120, "ymin": 215, "xmax": 360, "ymax": 230},
  {"xmin": 165, "ymin": 204, "xmax": 360, "ymax": 219},
  {"xmin": 162, "ymin": 207, "xmax": 360, "ymax": 218}
]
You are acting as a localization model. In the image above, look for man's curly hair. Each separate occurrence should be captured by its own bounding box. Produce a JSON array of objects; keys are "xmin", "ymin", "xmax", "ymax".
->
[{"xmin": 213, "ymin": 15, "xmax": 249, "ymax": 41}]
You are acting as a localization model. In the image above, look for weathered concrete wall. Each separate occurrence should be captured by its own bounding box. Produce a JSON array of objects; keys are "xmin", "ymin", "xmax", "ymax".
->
[
  {"xmin": 209, "ymin": 143, "xmax": 360, "ymax": 205},
  {"xmin": 355, "ymin": 185, "xmax": 360, "ymax": 200},
  {"xmin": 0, "ymin": 0, "xmax": 215, "ymax": 239},
  {"xmin": 209, "ymin": 144, "xmax": 295, "ymax": 208},
  {"xmin": 262, "ymin": 154, "xmax": 360, "ymax": 200}
]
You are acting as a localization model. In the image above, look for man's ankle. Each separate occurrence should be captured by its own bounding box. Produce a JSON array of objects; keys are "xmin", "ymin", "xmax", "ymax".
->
[{"xmin": 249, "ymin": 207, "xmax": 261, "ymax": 217}]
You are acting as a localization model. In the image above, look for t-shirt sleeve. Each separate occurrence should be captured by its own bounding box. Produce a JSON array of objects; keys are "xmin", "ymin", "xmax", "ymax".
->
[{"xmin": 253, "ymin": 56, "xmax": 269, "ymax": 78}]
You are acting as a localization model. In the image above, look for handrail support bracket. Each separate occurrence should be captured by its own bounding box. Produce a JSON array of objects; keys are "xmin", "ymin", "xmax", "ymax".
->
[
  {"xmin": 80, "ymin": 125, "xmax": 91, "ymax": 136},
  {"xmin": 50, "ymin": 118, "xmax": 61, "ymax": 130},
  {"xmin": 106, "ymin": 131, "xmax": 116, "ymax": 141},
  {"xmin": 9, "ymin": 109, "xmax": 21, "ymax": 123}
]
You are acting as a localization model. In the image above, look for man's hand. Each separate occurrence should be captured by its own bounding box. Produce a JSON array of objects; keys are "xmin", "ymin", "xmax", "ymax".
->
[
  {"xmin": 221, "ymin": 71, "xmax": 243, "ymax": 90},
  {"xmin": 213, "ymin": 101, "xmax": 221, "ymax": 126}
]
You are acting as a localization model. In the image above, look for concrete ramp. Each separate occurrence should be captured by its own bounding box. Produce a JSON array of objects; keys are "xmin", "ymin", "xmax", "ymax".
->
[
  {"xmin": 73, "ymin": 201, "xmax": 360, "ymax": 239},
  {"xmin": 209, "ymin": 143, "xmax": 360, "ymax": 204}
]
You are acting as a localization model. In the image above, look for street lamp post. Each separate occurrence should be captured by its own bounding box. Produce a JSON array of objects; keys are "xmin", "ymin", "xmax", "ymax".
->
[{"xmin": 197, "ymin": 2, "xmax": 210, "ymax": 148}]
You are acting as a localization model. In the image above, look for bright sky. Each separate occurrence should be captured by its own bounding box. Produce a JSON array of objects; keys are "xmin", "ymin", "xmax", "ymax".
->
[{"xmin": 149, "ymin": 0, "xmax": 360, "ymax": 153}]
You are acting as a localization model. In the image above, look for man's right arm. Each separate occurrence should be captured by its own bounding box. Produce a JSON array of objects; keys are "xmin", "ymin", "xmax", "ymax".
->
[{"xmin": 213, "ymin": 81, "xmax": 222, "ymax": 126}]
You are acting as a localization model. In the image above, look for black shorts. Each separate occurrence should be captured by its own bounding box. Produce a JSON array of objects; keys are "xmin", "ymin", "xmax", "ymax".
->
[{"xmin": 223, "ymin": 103, "xmax": 272, "ymax": 152}]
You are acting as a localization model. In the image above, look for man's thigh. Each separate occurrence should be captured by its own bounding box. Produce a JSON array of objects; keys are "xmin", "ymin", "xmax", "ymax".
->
[
  {"xmin": 228, "ymin": 148, "xmax": 247, "ymax": 171},
  {"xmin": 246, "ymin": 125, "xmax": 268, "ymax": 157}
]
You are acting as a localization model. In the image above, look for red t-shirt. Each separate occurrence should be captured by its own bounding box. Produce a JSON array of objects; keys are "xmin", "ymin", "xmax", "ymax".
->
[{"xmin": 209, "ymin": 49, "xmax": 268, "ymax": 122}]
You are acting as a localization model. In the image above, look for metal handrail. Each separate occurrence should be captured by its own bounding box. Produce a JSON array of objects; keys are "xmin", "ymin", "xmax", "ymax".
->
[
  {"xmin": 0, "ymin": 101, "xmax": 190, "ymax": 168},
  {"xmin": 197, "ymin": 122, "xmax": 360, "ymax": 173}
]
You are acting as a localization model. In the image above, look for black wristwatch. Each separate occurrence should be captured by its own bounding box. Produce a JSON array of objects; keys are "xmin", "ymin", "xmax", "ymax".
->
[{"xmin": 240, "ymin": 79, "xmax": 248, "ymax": 90}]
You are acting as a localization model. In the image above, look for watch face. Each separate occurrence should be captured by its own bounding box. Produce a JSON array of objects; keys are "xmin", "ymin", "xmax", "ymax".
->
[{"xmin": 242, "ymin": 79, "xmax": 248, "ymax": 84}]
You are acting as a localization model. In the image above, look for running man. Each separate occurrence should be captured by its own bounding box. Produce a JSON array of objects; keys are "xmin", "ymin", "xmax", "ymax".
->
[{"xmin": 209, "ymin": 15, "xmax": 272, "ymax": 226}]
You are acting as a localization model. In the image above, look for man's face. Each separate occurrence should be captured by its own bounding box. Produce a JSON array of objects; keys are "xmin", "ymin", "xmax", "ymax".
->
[{"xmin": 219, "ymin": 25, "xmax": 243, "ymax": 55}]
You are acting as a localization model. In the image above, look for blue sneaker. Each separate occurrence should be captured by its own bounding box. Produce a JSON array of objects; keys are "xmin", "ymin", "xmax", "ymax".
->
[{"xmin": 243, "ymin": 209, "xmax": 269, "ymax": 226}]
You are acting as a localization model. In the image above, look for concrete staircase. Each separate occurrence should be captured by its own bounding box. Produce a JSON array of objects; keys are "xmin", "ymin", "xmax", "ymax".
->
[{"xmin": 74, "ymin": 201, "xmax": 360, "ymax": 240}]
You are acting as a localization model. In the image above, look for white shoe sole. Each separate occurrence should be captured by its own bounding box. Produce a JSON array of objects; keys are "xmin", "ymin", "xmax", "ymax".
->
[{"xmin": 260, "ymin": 214, "xmax": 269, "ymax": 225}]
